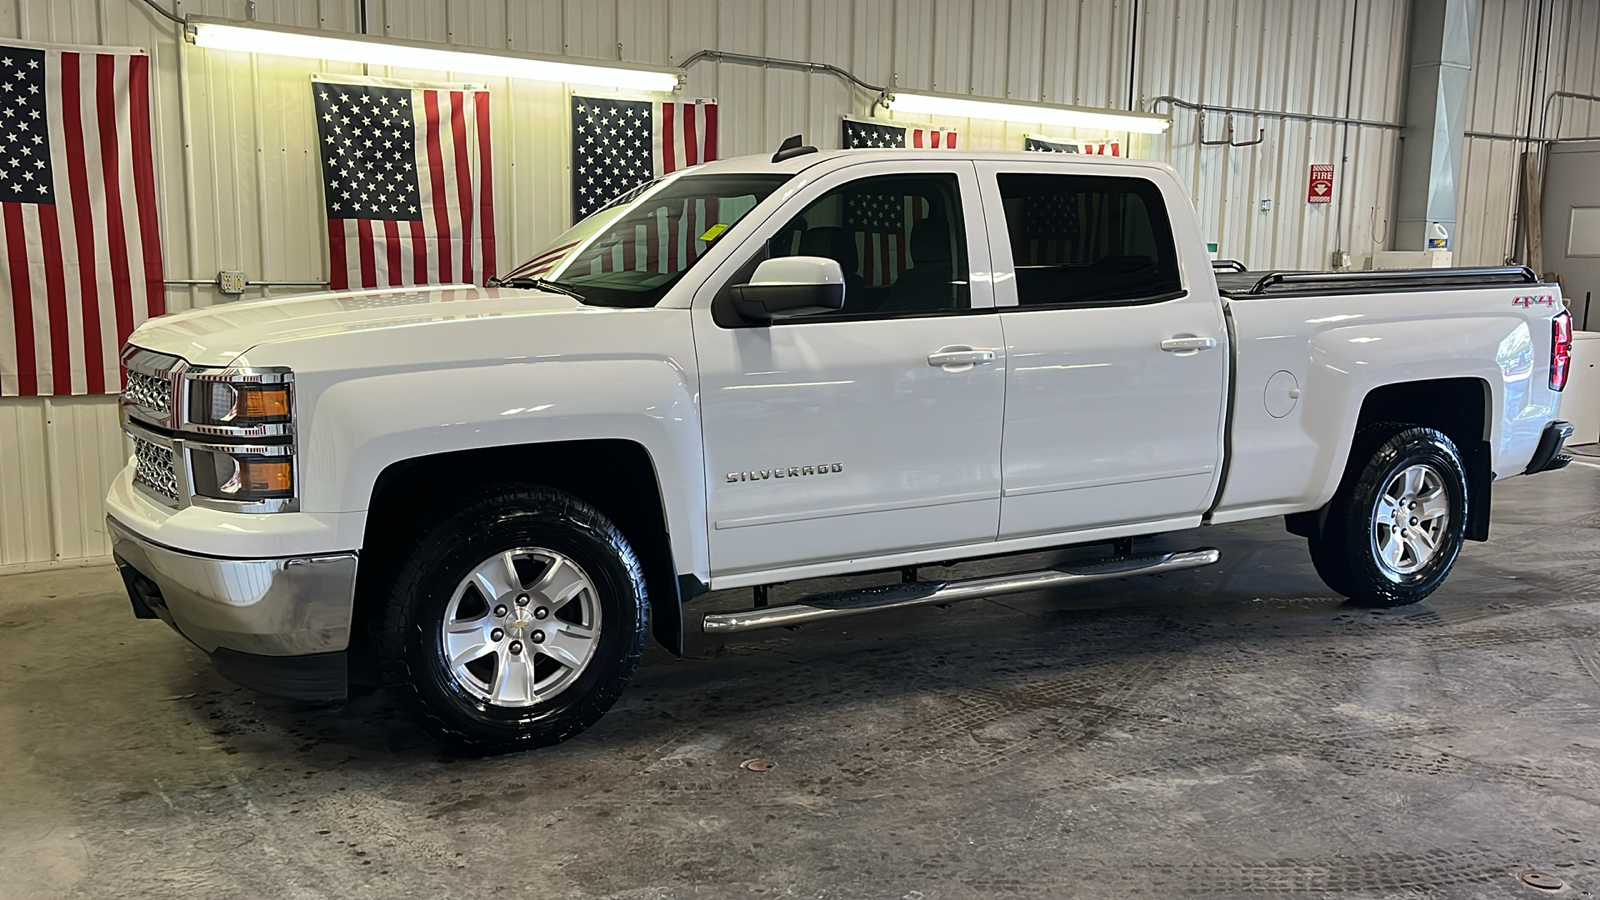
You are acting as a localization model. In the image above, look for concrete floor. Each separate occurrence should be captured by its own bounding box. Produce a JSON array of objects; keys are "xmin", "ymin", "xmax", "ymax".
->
[{"xmin": 3, "ymin": 461, "xmax": 1600, "ymax": 899}]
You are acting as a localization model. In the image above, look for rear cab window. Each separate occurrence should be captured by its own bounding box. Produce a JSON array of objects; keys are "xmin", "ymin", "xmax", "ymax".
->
[{"xmin": 995, "ymin": 172, "xmax": 1183, "ymax": 308}]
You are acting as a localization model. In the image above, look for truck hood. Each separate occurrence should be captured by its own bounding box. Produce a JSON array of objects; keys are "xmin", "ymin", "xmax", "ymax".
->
[{"xmin": 127, "ymin": 284, "xmax": 590, "ymax": 366}]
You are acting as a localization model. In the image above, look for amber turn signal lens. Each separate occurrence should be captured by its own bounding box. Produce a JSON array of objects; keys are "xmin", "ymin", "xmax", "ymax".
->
[
  {"xmin": 242, "ymin": 459, "xmax": 294, "ymax": 495},
  {"xmin": 242, "ymin": 387, "xmax": 291, "ymax": 420}
]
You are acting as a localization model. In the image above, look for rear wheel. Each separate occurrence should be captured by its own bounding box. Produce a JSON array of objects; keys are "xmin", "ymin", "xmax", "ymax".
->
[
  {"xmin": 374, "ymin": 485, "xmax": 648, "ymax": 753},
  {"xmin": 1306, "ymin": 426, "xmax": 1468, "ymax": 607}
]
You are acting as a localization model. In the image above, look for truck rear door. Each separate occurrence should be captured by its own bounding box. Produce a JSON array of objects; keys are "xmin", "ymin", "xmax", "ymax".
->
[{"xmin": 974, "ymin": 161, "xmax": 1229, "ymax": 538}]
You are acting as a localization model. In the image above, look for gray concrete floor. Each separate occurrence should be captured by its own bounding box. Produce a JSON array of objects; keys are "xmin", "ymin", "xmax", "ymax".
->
[{"xmin": 4, "ymin": 460, "xmax": 1600, "ymax": 899}]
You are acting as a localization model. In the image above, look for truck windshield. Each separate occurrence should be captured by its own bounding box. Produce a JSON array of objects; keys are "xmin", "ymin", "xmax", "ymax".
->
[{"xmin": 495, "ymin": 173, "xmax": 791, "ymax": 308}]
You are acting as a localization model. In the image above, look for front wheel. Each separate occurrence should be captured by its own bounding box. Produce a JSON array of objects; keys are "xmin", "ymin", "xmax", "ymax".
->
[
  {"xmin": 1306, "ymin": 426, "xmax": 1468, "ymax": 608},
  {"xmin": 374, "ymin": 485, "xmax": 649, "ymax": 753}
]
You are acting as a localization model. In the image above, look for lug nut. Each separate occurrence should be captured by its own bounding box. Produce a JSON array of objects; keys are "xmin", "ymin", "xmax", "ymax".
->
[
  {"xmin": 1410, "ymin": 518, "xmax": 1418, "ymax": 526},
  {"xmin": 534, "ymin": 607, "xmax": 549, "ymax": 620},
  {"xmin": 516, "ymin": 593, "xmax": 531, "ymax": 606},
  {"xmin": 493, "ymin": 604, "xmax": 508, "ymax": 617},
  {"xmin": 490, "ymin": 628, "xmax": 505, "ymax": 641},
  {"xmin": 508, "ymin": 640, "xmax": 523, "ymax": 655},
  {"xmin": 531, "ymin": 631, "xmax": 545, "ymax": 644}
]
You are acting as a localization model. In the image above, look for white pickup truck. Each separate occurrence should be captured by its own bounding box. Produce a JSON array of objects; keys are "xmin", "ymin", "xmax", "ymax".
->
[{"xmin": 108, "ymin": 145, "xmax": 1576, "ymax": 752}]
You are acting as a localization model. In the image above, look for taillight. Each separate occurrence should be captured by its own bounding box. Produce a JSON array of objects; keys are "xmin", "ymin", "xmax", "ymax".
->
[{"xmin": 1551, "ymin": 310, "xmax": 1572, "ymax": 392}]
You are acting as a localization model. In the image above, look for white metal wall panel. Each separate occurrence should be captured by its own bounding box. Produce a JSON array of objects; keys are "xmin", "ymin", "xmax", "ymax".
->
[
  {"xmin": 0, "ymin": 0, "xmax": 1578, "ymax": 569},
  {"xmin": 1459, "ymin": 0, "xmax": 1600, "ymax": 268}
]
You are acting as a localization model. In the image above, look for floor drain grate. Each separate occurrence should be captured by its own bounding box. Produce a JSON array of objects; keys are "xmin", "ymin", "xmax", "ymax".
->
[{"xmin": 1519, "ymin": 871, "xmax": 1564, "ymax": 891}]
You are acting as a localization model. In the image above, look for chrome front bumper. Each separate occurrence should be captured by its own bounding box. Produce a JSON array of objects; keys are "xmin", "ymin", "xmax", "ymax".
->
[{"xmin": 107, "ymin": 515, "xmax": 358, "ymax": 657}]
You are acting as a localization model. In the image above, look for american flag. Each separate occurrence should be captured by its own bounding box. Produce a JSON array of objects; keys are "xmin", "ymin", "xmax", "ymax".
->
[
  {"xmin": 1025, "ymin": 135, "xmax": 1121, "ymax": 156},
  {"xmin": 845, "ymin": 190, "xmax": 932, "ymax": 286},
  {"xmin": 571, "ymin": 96, "xmax": 717, "ymax": 221},
  {"xmin": 314, "ymin": 75, "xmax": 496, "ymax": 290},
  {"xmin": 837, "ymin": 118, "xmax": 954, "ymax": 285},
  {"xmin": 841, "ymin": 116, "xmax": 959, "ymax": 150},
  {"xmin": 1022, "ymin": 191, "xmax": 1082, "ymax": 265},
  {"xmin": 0, "ymin": 42, "xmax": 164, "ymax": 398}
]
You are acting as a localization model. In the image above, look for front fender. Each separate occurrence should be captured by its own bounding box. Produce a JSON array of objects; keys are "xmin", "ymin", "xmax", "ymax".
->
[{"xmin": 295, "ymin": 357, "xmax": 707, "ymax": 579}]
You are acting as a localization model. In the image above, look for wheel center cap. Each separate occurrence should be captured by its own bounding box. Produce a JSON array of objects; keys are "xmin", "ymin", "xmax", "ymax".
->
[{"xmin": 510, "ymin": 608, "xmax": 536, "ymax": 630}]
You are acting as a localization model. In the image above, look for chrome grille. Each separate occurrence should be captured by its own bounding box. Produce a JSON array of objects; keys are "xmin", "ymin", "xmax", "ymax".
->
[
  {"xmin": 123, "ymin": 369, "xmax": 171, "ymax": 415},
  {"xmin": 132, "ymin": 435, "xmax": 179, "ymax": 503}
]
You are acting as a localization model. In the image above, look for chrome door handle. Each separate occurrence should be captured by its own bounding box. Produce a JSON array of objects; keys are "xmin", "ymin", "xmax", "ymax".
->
[
  {"xmin": 1160, "ymin": 336, "xmax": 1218, "ymax": 353},
  {"xmin": 927, "ymin": 347, "xmax": 997, "ymax": 369}
]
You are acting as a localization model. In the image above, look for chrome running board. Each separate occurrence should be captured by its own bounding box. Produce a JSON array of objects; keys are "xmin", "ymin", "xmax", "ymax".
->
[{"xmin": 700, "ymin": 547, "xmax": 1221, "ymax": 634}]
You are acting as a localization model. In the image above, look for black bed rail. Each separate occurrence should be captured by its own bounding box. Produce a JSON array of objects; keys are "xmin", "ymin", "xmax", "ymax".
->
[
  {"xmin": 1225, "ymin": 266, "xmax": 1540, "ymax": 296},
  {"xmin": 1211, "ymin": 259, "xmax": 1248, "ymax": 273}
]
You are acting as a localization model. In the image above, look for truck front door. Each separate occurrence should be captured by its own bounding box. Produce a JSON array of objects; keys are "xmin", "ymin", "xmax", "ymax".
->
[
  {"xmin": 693, "ymin": 161, "xmax": 1005, "ymax": 582},
  {"xmin": 975, "ymin": 162, "xmax": 1228, "ymax": 539}
]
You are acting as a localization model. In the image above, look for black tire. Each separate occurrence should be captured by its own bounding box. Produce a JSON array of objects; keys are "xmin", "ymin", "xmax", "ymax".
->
[
  {"xmin": 373, "ymin": 485, "xmax": 648, "ymax": 753},
  {"xmin": 1306, "ymin": 425, "xmax": 1468, "ymax": 608}
]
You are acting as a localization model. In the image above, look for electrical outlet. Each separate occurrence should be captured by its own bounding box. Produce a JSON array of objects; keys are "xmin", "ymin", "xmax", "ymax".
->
[
  {"xmin": 1330, "ymin": 250, "xmax": 1352, "ymax": 270},
  {"xmin": 1259, "ymin": 199, "xmax": 1272, "ymax": 212},
  {"xmin": 217, "ymin": 271, "xmax": 247, "ymax": 295}
]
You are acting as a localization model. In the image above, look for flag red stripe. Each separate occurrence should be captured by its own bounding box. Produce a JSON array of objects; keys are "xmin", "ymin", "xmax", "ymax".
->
[
  {"xmin": 449, "ymin": 91, "xmax": 474, "ymax": 285},
  {"xmin": 703, "ymin": 103, "xmax": 718, "ymax": 161},
  {"xmin": 126, "ymin": 55, "xmax": 163, "ymax": 318},
  {"xmin": 60, "ymin": 54, "xmax": 106, "ymax": 394},
  {"xmin": 356, "ymin": 219, "xmax": 377, "ymax": 287},
  {"xmin": 682, "ymin": 104, "xmax": 698, "ymax": 167},
  {"xmin": 474, "ymin": 92, "xmax": 496, "ymax": 280},
  {"xmin": 410, "ymin": 219, "xmax": 428, "ymax": 284},
  {"xmin": 328, "ymin": 220, "xmax": 349, "ymax": 290},
  {"xmin": 96, "ymin": 54, "xmax": 136, "ymax": 351},
  {"xmin": 912, "ymin": 130, "xmax": 924, "ymax": 148},
  {"xmin": 384, "ymin": 220, "xmax": 403, "ymax": 286},
  {"xmin": 3, "ymin": 206, "xmax": 37, "ymax": 396},
  {"xmin": 661, "ymin": 102, "xmax": 676, "ymax": 173},
  {"xmin": 37, "ymin": 205, "xmax": 71, "ymax": 396},
  {"xmin": 666, "ymin": 200, "xmax": 680, "ymax": 273},
  {"xmin": 423, "ymin": 92, "xmax": 453, "ymax": 282}
]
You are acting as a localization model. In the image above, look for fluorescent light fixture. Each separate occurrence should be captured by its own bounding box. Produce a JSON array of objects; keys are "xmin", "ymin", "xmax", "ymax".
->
[
  {"xmin": 187, "ymin": 17, "xmax": 682, "ymax": 93},
  {"xmin": 886, "ymin": 90, "xmax": 1170, "ymax": 134}
]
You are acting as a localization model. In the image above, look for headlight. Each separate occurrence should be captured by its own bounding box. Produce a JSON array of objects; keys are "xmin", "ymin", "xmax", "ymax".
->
[
  {"xmin": 173, "ymin": 366, "xmax": 297, "ymax": 512},
  {"xmin": 189, "ymin": 448, "xmax": 295, "ymax": 501},
  {"xmin": 188, "ymin": 380, "xmax": 293, "ymax": 427}
]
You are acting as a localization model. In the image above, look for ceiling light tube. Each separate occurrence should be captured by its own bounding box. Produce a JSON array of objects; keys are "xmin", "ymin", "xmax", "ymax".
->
[
  {"xmin": 886, "ymin": 90, "xmax": 1170, "ymax": 134},
  {"xmin": 187, "ymin": 17, "xmax": 683, "ymax": 93}
]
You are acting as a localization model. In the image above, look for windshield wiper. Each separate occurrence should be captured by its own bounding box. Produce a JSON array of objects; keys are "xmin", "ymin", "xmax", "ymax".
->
[{"xmin": 491, "ymin": 276, "xmax": 587, "ymax": 302}]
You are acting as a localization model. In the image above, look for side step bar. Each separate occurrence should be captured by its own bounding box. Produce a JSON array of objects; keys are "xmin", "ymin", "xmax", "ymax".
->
[{"xmin": 701, "ymin": 547, "xmax": 1221, "ymax": 634}]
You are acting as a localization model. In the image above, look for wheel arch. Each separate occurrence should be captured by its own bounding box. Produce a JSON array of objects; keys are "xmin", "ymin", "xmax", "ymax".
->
[
  {"xmin": 354, "ymin": 440, "xmax": 692, "ymax": 659},
  {"xmin": 1290, "ymin": 376, "xmax": 1494, "ymax": 542},
  {"xmin": 1353, "ymin": 377, "xmax": 1493, "ymax": 541}
]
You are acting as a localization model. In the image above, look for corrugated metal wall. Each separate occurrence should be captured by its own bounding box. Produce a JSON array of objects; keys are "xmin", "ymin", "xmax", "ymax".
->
[
  {"xmin": 0, "ymin": 0, "xmax": 1572, "ymax": 570},
  {"xmin": 1459, "ymin": 0, "xmax": 1600, "ymax": 267}
]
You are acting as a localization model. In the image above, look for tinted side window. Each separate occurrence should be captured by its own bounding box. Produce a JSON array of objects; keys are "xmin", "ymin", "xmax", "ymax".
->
[
  {"xmin": 996, "ymin": 173, "xmax": 1182, "ymax": 307},
  {"xmin": 769, "ymin": 173, "xmax": 970, "ymax": 318}
]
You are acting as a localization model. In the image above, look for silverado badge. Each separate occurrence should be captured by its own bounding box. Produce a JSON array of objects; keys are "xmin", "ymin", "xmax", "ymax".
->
[{"xmin": 728, "ymin": 463, "xmax": 843, "ymax": 483}]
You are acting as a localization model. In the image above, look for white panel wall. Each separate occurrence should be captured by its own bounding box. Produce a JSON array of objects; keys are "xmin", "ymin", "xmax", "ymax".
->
[
  {"xmin": 0, "ymin": 0, "xmax": 1572, "ymax": 569},
  {"xmin": 1459, "ymin": 0, "xmax": 1600, "ymax": 267}
]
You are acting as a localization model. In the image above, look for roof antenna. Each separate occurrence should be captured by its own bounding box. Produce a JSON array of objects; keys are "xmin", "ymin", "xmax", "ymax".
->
[{"xmin": 772, "ymin": 134, "xmax": 818, "ymax": 163}]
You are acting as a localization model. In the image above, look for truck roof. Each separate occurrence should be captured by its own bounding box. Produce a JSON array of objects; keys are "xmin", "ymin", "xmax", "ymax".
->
[{"xmin": 685, "ymin": 146, "xmax": 1154, "ymax": 177}]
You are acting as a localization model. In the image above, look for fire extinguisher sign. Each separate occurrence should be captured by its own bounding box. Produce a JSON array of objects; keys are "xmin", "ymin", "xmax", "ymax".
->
[{"xmin": 1308, "ymin": 164, "xmax": 1334, "ymax": 204}]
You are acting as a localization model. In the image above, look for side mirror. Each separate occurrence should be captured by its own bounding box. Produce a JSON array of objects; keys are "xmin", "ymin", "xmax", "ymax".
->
[{"xmin": 730, "ymin": 256, "xmax": 846, "ymax": 322}]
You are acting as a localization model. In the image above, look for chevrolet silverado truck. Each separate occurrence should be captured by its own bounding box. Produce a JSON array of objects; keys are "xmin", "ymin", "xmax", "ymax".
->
[{"xmin": 108, "ymin": 145, "xmax": 1576, "ymax": 752}]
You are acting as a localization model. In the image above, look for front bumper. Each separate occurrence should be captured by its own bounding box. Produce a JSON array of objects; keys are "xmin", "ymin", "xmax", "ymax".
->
[{"xmin": 108, "ymin": 516, "xmax": 358, "ymax": 700}]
